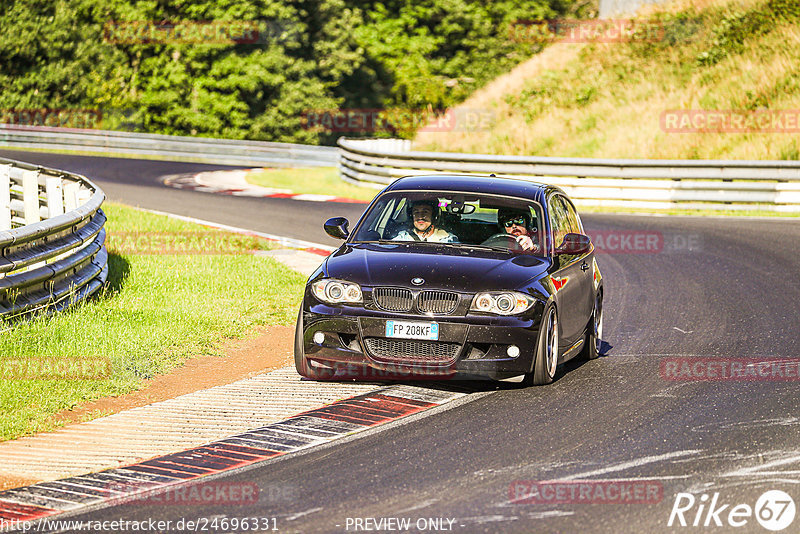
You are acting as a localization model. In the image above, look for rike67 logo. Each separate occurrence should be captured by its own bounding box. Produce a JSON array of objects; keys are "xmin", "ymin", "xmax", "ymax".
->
[{"xmin": 668, "ymin": 490, "xmax": 796, "ymax": 531}]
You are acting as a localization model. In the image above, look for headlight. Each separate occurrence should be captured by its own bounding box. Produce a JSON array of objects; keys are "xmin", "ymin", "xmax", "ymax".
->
[
  {"xmin": 470, "ymin": 291, "xmax": 534, "ymax": 315},
  {"xmin": 311, "ymin": 279, "xmax": 363, "ymax": 304}
]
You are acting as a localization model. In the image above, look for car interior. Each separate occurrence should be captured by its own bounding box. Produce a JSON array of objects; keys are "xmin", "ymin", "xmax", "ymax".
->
[{"xmin": 356, "ymin": 194, "xmax": 543, "ymax": 252}]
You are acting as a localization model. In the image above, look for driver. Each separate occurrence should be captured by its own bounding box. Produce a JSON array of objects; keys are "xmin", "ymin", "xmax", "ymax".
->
[
  {"xmin": 498, "ymin": 207, "xmax": 540, "ymax": 252},
  {"xmin": 393, "ymin": 200, "xmax": 457, "ymax": 243}
]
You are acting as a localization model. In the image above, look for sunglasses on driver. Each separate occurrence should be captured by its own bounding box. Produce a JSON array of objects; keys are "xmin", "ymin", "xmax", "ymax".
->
[{"xmin": 502, "ymin": 216, "xmax": 527, "ymax": 228}]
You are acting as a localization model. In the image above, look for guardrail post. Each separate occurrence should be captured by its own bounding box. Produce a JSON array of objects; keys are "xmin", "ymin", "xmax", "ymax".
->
[
  {"xmin": 63, "ymin": 182, "xmax": 80, "ymax": 212},
  {"xmin": 22, "ymin": 170, "xmax": 40, "ymax": 225},
  {"xmin": 0, "ymin": 164, "xmax": 10, "ymax": 230},
  {"xmin": 45, "ymin": 176, "xmax": 64, "ymax": 218}
]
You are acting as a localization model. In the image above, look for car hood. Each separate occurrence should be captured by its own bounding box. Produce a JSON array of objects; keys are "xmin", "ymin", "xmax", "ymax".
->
[{"xmin": 323, "ymin": 243, "xmax": 550, "ymax": 292}]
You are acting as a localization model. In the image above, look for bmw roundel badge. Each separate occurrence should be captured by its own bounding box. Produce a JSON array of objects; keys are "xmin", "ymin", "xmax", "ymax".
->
[{"xmin": 411, "ymin": 277, "xmax": 425, "ymax": 286}]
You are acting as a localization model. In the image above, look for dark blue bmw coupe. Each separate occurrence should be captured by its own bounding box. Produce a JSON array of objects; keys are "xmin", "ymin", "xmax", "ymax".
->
[{"xmin": 295, "ymin": 174, "xmax": 603, "ymax": 386}]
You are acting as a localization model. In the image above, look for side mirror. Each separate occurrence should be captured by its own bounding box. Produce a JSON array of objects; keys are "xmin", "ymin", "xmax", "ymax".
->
[
  {"xmin": 555, "ymin": 233, "xmax": 591, "ymax": 256},
  {"xmin": 324, "ymin": 217, "xmax": 349, "ymax": 240}
]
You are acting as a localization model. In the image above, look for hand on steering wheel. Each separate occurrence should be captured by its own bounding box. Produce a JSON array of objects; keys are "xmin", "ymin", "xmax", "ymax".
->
[
  {"xmin": 481, "ymin": 233, "xmax": 539, "ymax": 252},
  {"xmin": 481, "ymin": 233, "xmax": 525, "ymax": 251},
  {"xmin": 514, "ymin": 234, "xmax": 537, "ymax": 251}
]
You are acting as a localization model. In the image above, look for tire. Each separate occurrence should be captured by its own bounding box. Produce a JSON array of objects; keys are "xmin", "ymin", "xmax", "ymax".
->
[
  {"xmin": 524, "ymin": 305, "xmax": 559, "ymax": 386},
  {"xmin": 294, "ymin": 308, "xmax": 334, "ymax": 380},
  {"xmin": 579, "ymin": 291, "xmax": 603, "ymax": 360}
]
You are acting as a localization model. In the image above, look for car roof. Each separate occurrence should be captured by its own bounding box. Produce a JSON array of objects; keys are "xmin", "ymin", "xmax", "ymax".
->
[{"xmin": 382, "ymin": 174, "xmax": 560, "ymax": 202}]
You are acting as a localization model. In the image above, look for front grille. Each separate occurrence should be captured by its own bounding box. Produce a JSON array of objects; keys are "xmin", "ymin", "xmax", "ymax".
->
[
  {"xmin": 365, "ymin": 337, "xmax": 461, "ymax": 364},
  {"xmin": 374, "ymin": 287, "xmax": 413, "ymax": 312},
  {"xmin": 418, "ymin": 290, "xmax": 459, "ymax": 314}
]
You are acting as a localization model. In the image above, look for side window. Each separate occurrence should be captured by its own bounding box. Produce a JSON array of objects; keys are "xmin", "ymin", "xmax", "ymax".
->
[
  {"xmin": 548, "ymin": 195, "xmax": 571, "ymax": 250},
  {"xmin": 381, "ymin": 197, "xmax": 408, "ymax": 239},
  {"xmin": 560, "ymin": 196, "xmax": 583, "ymax": 234},
  {"xmin": 373, "ymin": 197, "xmax": 398, "ymax": 235}
]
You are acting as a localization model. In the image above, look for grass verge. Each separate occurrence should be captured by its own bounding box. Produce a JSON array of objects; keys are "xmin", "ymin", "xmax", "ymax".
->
[
  {"xmin": 246, "ymin": 167, "xmax": 379, "ymax": 202},
  {"xmin": 0, "ymin": 202, "xmax": 306, "ymax": 442}
]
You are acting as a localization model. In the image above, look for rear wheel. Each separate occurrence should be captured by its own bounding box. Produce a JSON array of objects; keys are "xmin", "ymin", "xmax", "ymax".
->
[
  {"xmin": 294, "ymin": 308, "xmax": 334, "ymax": 380},
  {"xmin": 524, "ymin": 305, "xmax": 559, "ymax": 386},
  {"xmin": 580, "ymin": 291, "xmax": 603, "ymax": 360}
]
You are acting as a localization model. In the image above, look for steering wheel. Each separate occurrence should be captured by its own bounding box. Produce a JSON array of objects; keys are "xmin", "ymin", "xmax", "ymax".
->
[{"xmin": 481, "ymin": 233, "xmax": 524, "ymax": 251}]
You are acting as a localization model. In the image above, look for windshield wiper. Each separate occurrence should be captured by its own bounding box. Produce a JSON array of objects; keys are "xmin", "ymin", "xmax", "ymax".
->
[
  {"xmin": 448, "ymin": 243, "xmax": 510, "ymax": 252},
  {"xmin": 354, "ymin": 240, "xmax": 512, "ymax": 252}
]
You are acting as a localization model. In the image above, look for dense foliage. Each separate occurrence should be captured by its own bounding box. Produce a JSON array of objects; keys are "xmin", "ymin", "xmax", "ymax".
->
[
  {"xmin": 0, "ymin": 0, "xmax": 594, "ymax": 143},
  {"xmin": 696, "ymin": 0, "xmax": 800, "ymax": 66}
]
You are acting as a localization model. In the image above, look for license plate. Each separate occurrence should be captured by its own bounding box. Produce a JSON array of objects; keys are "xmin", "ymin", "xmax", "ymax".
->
[{"xmin": 385, "ymin": 320, "xmax": 439, "ymax": 340}]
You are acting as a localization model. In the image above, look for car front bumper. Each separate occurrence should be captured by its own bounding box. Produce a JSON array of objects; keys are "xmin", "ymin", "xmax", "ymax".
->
[{"xmin": 301, "ymin": 303, "xmax": 545, "ymax": 381}]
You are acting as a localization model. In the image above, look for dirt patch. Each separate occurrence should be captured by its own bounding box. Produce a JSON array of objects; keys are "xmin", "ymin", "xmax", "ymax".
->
[{"xmin": 0, "ymin": 325, "xmax": 294, "ymax": 492}]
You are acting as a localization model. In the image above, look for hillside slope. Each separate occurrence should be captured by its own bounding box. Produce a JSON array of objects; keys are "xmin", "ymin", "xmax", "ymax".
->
[{"xmin": 415, "ymin": 0, "xmax": 800, "ymax": 160}]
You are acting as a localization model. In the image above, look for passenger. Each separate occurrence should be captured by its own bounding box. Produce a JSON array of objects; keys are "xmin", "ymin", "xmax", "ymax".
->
[
  {"xmin": 498, "ymin": 207, "xmax": 540, "ymax": 252},
  {"xmin": 393, "ymin": 200, "xmax": 458, "ymax": 243}
]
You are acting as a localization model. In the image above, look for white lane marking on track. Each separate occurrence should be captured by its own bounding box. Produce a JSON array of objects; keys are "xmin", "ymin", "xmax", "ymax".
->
[
  {"xmin": 291, "ymin": 194, "xmax": 338, "ymax": 202},
  {"xmin": 285, "ymin": 507, "xmax": 324, "ymax": 521},
  {"xmin": 722, "ymin": 452, "xmax": 800, "ymax": 478},
  {"xmin": 683, "ymin": 478, "xmax": 800, "ymax": 495},
  {"xmin": 392, "ymin": 498, "xmax": 440, "ymax": 514},
  {"xmin": 691, "ymin": 417, "xmax": 800, "ymax": 433},
  {"xmin": 651, "ymin": 382, "xmax": 696, "ymax": 398},
  {"xmin": 525, "ymin": 511, "xmax": 576, "ymax": 519},
  {"xmin": 136, "ymin": 207, "xmax": 335, "ymax": 252},
  {"xmin": 559, "ymin": 450, "xmax": 702, "ymax": 480},
  {"xmin": 164, "ymin": 170, "xmax": 367, "ymax": 202}
]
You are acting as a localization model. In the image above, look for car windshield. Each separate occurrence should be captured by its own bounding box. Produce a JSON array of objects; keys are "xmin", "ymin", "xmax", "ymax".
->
[{"xmin": 351, "ymin": 191, "xmax": 545, "ymax": 255}]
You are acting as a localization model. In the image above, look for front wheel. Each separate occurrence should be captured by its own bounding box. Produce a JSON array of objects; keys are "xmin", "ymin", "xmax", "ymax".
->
[
  {"xmin": 579, "ymin": 292, "xmax": 603, "ymax": 360},
  {"xmin": 524, "ymin": 305, "xmax": 559, "ymax": 386}
]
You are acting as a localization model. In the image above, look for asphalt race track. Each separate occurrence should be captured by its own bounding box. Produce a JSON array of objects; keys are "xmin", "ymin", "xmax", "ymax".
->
[{"xmin": 4, "ymin": 149, "xmax": 800, "ymax": 533}]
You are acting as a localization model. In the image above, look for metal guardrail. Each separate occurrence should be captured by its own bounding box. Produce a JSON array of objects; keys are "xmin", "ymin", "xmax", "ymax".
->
[
  {"xmin": 0, "ymin": 158, "xmax": 107, "ymax": 320},
  {"xmin": 338, "ymin": 138, "xmax": 800, "ymax": 211},
  {"xmin": 0, "ymin": 125, "xmax": 338, "ymax": 168}
]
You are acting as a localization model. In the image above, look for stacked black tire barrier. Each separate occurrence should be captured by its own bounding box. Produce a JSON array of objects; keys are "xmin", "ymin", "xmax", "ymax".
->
[{"xmin": 0, "ymin": 157, "xmax": 107, "ymax": 320}]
